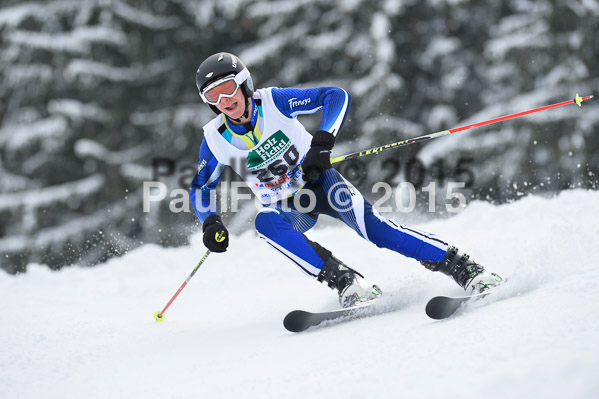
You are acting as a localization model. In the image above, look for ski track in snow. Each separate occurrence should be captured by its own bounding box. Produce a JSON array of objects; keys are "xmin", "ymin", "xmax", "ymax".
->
[{"xmin": 2, "ymin": 190, "xmax": 598, "ymax": 399}]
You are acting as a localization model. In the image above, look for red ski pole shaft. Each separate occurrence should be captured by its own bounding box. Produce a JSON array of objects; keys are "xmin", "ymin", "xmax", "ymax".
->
[
  {"xmin": 331, "ymin": 93, "xmax": 593, "ymax": 164},
  {"xmin": 154, "ymin": 250, "xmax": 211, "ymax": 322}
]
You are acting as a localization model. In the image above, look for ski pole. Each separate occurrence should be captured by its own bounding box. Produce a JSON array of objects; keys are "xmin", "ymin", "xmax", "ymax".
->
[
  {"xmin": 331, "ymin": 93, "xmax": 593, "ymax": 164},
  {"xmin": 154, "ymin": 249, "xmax": 211, "ymax": 322}
]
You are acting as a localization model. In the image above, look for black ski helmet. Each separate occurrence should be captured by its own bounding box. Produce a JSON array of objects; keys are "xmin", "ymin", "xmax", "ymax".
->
[{"xmin": 196, "ymin": 52, "xmax": 254, "ymax": 114}]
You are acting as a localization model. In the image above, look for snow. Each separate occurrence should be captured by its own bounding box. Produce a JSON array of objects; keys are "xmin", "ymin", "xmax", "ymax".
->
[
  {"xmin": 360, "ymin": 115, "xmax": 423, "ymax": 139},
  {"xmin": 112, "ymin": 1, "xmax": 181, "ymax": 30},
  {"xmin": 485, "ymin": 18, "xmax": 551, "ymax": 60},
  {"xmin": 427, "ymin": 104, "xmax": 457, "ymax": 130},
  {"xmin": 3, "ymin": 64, "xmax": 53, "ymax": 89},
  {"xmin": 305, "ymin": 26, "xmax": 352, "ymax": 54},
  {"xmin": 0, "ymin": 206, "xmax": 123, "ymax": 253},
  {"xmin": 544, "ymin": 58, "xmax": 589, "ymax": 86},
  {"xmin": 567, "ymin": 0, "xmax": 599, "ymax": 16},
  {"xmin": 0, "ymin": 116, "xmax": 67, "ymax": 151},
  {"xmin": 2, "ymin": 190, "xmax": 598, "ymax": 398},
  {"xmin": 238, "ymin": 32, "xmax": 303, "ymax": 68},
  {"xmin": 370, "ymin": 12, "xmax": 394, "ymax": 64},
  {"xmin": 73, "ymin": 139, "xmax": 150, "ymax": 165},
  {"xmin": 418, "ymin": 36, "xmax": 461, "ymax": 69},
  {"xmin": 0, "ymin": 0, "xmax": 83, "ymax": 28},
  {"xmin": 6, "ymin": 26, "xmax": 127, "ymax": 54},
  {"xmin": 64, "ymin": 58, "xmax": 174, "ymax": 84},
  {"xmin": 0, "ymin": 174, "xmax": 105, "ymax": 211},
  {"xmin": 248, "ymin": 0, "xmax": 310, "ymax": 18},
  {"xmin": 0, "ymin": 2, "xmax": 46, "ymax": 28},
  {"xmin": 48, "ymin": 99, "xmax": 112, "ymax": 123}
]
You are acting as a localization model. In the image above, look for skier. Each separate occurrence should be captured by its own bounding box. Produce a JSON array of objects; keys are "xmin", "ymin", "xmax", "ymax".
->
[{"xmin": 190, "ymin": 52, "xmax": 503, "ymax": 308}]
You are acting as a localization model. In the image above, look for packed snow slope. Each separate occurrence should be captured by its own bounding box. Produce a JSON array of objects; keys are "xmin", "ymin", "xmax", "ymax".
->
[{"xmin": 2, "ymin": 190, "xmax": 598, "ymax": 399}]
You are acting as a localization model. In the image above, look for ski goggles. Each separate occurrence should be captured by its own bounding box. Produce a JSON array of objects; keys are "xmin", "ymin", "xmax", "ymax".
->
[{"xmin": 199, "ymin": 68, "xmax": 250, "ymax": 105}]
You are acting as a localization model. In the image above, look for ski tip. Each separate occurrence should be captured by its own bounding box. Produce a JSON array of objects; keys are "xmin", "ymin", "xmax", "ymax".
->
[
  {"xmin": 283, "ymin": 310, "xmax": 311, "ymax": 333},
  {"xmin": 425, "ymin": 298, "xmax": 450, "ymax": 320}
]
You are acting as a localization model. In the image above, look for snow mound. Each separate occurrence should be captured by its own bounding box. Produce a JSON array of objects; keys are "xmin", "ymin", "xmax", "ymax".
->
[{"xmin": 2, "ymin": 190, "xmax": 598, "ymax": 399}]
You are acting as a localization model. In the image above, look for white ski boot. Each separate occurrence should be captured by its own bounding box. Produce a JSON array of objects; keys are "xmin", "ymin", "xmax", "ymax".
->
[
  {"xmin": 421, "ymin": 246, "xmax": 503, "ymax": 295},
  {"xmin": 464, "ymin": 270, "xmax": 503, "ymax": 295},
  {"xmin": 338, "ymin": 273, "xmax": 383, "ymax": 308},
  {"xmin": 317, "ymin": 256, "xmax": 382, "ymax": 308}
]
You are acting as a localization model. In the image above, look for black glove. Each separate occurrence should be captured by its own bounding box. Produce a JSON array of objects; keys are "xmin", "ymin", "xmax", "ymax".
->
[
  {"xmin": 301, "ymin": 130, "xmax": 335, "ymax": 181},
  {"xmin": 202, "ymin": 214, "xmax": 229, "ymax": 253}
]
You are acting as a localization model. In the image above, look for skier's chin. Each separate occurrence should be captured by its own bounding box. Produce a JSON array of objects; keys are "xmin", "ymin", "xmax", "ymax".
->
[{"xmin": 224, "ymin": 101, "xmax": 244, "ymax": 119}]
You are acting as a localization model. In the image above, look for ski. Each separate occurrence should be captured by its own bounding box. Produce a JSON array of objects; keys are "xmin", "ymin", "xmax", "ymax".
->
[
  {"xmin": 425, "ymin": 285, "xmax": 502, "ymax": 320},
  {"xmin": 284, "ymin": 300, "xmax": 383, "ymax": 333}
]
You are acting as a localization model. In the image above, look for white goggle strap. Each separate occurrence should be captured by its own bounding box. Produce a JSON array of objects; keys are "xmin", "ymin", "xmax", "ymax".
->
[{"xmin": 234, "ymin": 67, "xmax": 250, "ymax": 86}]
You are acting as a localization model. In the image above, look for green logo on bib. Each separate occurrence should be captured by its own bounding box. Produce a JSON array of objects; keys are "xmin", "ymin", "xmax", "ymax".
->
[{"xmin": 247, "ymin": 130, "xmax": 291, "ymax": 170}]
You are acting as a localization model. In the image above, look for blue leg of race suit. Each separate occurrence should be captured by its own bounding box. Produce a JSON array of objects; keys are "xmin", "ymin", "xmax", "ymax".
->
[
  {"xmin": 317, "ymin": 169, "xmax": 448, "ymax": 261},
  {"xmin": 255, "ymin": 208, "xmax": 324, "ymax": 277},
  {"xmin": 255, "ymin": 169, "xmax": 448, "ymax": 278}
]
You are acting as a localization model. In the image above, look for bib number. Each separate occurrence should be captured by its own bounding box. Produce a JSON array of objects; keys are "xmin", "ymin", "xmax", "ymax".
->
[{"xmin": 252, "ymin": 145, "xmax": 300, "ymax": 183}]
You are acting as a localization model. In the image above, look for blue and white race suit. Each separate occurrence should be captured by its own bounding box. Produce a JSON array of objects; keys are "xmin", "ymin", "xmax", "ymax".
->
[{"xmin": 191, "ymin": 86, "xmax": 448, "ymax": 277}]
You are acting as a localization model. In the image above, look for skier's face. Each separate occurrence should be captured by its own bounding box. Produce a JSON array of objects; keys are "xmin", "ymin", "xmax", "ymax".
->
[{"xmin": 215, "ymin": 88, "xmax": 247, "ymax": 120}]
